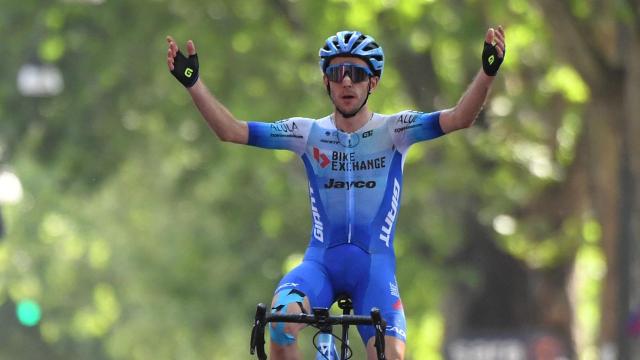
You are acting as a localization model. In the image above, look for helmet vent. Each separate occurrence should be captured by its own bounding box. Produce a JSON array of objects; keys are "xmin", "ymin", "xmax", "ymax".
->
[{"xmin": 364, "ymin": 42, "xmax": 377, "ymax": 51}]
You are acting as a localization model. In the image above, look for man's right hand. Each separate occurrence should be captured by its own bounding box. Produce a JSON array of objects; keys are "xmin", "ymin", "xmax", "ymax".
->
[{"xmin": 166, "ymin": 36, "xmax": 200, "ymax": 88}]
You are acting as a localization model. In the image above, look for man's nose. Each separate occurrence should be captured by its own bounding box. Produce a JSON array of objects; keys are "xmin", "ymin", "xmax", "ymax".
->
[{"xmin": 341, "ymin": 74, "xmax": 353, "ymax": 85}]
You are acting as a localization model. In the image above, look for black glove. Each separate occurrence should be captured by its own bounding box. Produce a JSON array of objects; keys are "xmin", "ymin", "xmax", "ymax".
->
[
  {"xmin": 482, "ymin": 41, "xmax": 504, "ymax": 76},
  {"xmin": 170, "ymin": 50, "xmax": 199, "ymax": 88}
]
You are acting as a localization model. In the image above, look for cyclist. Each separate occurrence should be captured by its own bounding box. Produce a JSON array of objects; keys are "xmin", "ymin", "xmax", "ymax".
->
[{"xmin": 167, "ymin": 27, "xmax": 506, "ymax": 360}]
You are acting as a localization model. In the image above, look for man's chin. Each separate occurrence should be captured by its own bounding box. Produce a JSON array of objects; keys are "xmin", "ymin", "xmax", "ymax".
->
[
  {"xmin": 337, "ymin": 108, "xmax": 357, "ymax": 118},
  {"xmin": 334, "ymin": 104, "xmax": 361, "ymax": 118}
]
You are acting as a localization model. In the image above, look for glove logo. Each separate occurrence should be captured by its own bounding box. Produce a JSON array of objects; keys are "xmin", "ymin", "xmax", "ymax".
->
[
  {"xmin": 170, "ymin": 50, "xmax": 198, "ymax": 87},
  {"xmin": 482, "ymin": 41, "xmax": 503, "ymax": 76}
]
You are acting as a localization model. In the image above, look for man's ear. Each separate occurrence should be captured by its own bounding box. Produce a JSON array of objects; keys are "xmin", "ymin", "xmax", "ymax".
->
[{"xmin": 368, "ymin": 76, "xmax": 380, "ymax": 93}]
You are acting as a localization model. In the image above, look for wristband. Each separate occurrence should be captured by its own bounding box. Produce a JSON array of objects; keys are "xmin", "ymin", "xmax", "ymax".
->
[
  {"xmin": 482, "ymin": 42, "xmax": 504, "ymax": 76},
  {"xmin": 171, "ymin": 50, "xmax": 199, "ymax": 88}
]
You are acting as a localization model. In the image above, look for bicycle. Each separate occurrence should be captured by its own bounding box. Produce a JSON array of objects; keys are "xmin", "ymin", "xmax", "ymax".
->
[{"xmin": 250, "ymin": 295, "xmax": 387, "ymax": 359}]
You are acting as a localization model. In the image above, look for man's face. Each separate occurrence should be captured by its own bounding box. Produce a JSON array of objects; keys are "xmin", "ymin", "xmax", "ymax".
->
[{"xmin": 324, "ymin": 57, "xmax": 379, "ymax": 117}]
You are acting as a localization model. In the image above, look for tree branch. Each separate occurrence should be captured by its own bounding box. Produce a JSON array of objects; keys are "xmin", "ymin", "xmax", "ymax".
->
[
  {"xmin": 534, "ymin": 0, "xmax": 610, "ymax": 88},
  {"xmin": 270, "ymin": 0, "xmax": 304, "ymax": 32},
  {"xmin": 626, "ymin": 0, "xmax": 640, "ymax": 34}
]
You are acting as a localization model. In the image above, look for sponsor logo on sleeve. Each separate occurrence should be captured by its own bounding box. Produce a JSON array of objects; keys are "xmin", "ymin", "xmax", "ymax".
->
[
  {"xmin": 270, "ymin": 119, "xmax": 303, "ymax": 138},
  {"xmin": 394, "ymin": 113, "xmax": 423, "ymax": 133}
]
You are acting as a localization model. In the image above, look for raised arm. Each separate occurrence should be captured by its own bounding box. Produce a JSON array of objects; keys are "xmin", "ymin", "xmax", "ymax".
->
[
  {"xmin": 166, "ymin": 36, "xmax": 248, "ymax": 144},
  {"xmin": 439, "ymin": 26, "xmax": 506, "ymax": 134}
]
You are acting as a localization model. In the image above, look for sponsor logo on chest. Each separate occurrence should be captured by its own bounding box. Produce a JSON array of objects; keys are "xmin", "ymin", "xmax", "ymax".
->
[
  {"xmin": 324, "ymin": 178, "xmax": 377, "ymax": 189},
  {"xmin": 312, "ymin": 149, "xmax": 387, "ymax": 171}
]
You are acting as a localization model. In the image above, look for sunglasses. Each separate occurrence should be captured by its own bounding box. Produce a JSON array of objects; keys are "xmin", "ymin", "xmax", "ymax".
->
[{"xmin": 325, "ymin": 63, "xmax": 373, "ymax": 83}]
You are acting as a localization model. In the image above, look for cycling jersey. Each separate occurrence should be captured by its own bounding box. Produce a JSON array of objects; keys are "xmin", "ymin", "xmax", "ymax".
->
[
  {"xmin": 248, "ymin": 110, "xmax": 444, "ymax": 255},
  {"xmin": 248, "ymin": 110, "xmax": 444, "ymax": 344}
]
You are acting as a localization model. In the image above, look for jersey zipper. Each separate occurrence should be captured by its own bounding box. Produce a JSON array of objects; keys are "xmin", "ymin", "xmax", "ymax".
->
[{"xmin": 347, "ymin": 133, "xmax": 354, "ymax": 244}]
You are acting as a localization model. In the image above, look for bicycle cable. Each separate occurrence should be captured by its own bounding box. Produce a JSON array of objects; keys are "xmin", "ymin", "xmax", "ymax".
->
[{"xmin": 311, "ymin": 326, "xmax": 353, "ymax": 360}]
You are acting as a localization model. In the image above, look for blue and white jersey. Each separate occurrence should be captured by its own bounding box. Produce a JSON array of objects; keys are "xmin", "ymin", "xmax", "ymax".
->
[{"xmin": 247, "ymin": 111, "xmax": 444, "ymax": 255}]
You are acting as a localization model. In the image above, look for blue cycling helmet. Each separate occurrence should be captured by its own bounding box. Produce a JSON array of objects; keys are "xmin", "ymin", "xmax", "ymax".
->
[{"xmin": 319, "ymin": 30, "xmax": 385, "ymax": 79}]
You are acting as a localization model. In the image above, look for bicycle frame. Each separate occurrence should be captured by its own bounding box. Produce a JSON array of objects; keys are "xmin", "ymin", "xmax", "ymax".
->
[{"xmin": 250, "ymin": 299, "xmax": 386, "ymax": 360}]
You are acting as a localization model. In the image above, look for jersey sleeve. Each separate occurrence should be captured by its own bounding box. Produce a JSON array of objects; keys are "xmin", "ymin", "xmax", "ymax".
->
[
  {"xmin": 389, "ymin": 110, "xmax": 444, "ymax": 153},
  {"xmin": 246, "ymin": 117, "xmax": 313, "ymax": 155}
]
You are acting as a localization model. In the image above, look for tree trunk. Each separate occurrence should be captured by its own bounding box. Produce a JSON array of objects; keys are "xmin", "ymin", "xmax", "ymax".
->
[
  {"xmin": 441, "ymin": 203, "xmax": 576, "ymax": 358},
  {"xmin": 620, "ymin": 19, "xmax": 640, "ymax": 359}
]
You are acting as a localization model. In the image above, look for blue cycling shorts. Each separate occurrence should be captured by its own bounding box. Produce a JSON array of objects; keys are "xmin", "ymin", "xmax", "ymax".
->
[{"xmin": 273, "ymin": 244, "xmax": 407, "ymax": 344}]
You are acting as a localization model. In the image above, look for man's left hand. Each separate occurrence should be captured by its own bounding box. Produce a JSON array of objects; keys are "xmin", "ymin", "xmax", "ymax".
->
[{"xmin": 482, "ymin": 25, "xmax": 506, "ymax": 76}]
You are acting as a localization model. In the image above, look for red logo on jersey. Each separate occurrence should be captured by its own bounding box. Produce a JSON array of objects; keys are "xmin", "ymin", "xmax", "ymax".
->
[
  {"xmin": 313, "ymin": 147, "xmax": 330, "ymax": 168},
  {"xmin": 392, "ymin": 299, "xmax": 403, "ymax": 311}
]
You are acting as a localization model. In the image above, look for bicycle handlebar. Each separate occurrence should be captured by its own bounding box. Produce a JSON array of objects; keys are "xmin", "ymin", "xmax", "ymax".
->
[
  {"xmin": 267, "ymin": 312, "xmax": 378, "ymax": 325},
  {"xmin": 250, "ymin": 303, "xmax": 386, "ymax": 360}
]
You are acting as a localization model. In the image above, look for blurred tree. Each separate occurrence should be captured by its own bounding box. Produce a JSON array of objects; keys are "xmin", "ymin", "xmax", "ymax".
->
[{"xmin": 528, "ymin": 1, "xmax": 639, "ymax": 358}]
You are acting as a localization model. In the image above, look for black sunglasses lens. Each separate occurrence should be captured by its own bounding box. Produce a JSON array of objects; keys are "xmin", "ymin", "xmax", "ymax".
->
[
  {"xmin": 350, "ymin": 67, "xmax": 368, "ymax": 82},
  {"xmin": 326, "ymin": 65, "xmax": 370, "ymax": 83},
  {"xmin": 326, "ymin": 67, "xmax": 342, "ymax": 82}
]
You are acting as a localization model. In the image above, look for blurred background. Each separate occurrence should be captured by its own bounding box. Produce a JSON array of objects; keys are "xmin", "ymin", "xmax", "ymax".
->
[{"xmin": 1, "ymin": 0, "xmax": 639, "ymax": 359}]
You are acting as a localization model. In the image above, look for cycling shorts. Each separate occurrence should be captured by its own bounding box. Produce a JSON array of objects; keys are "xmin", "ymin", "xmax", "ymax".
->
[{"xmin": 274, "ymin": 244, "xmax": 407, "ymax": 344}]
